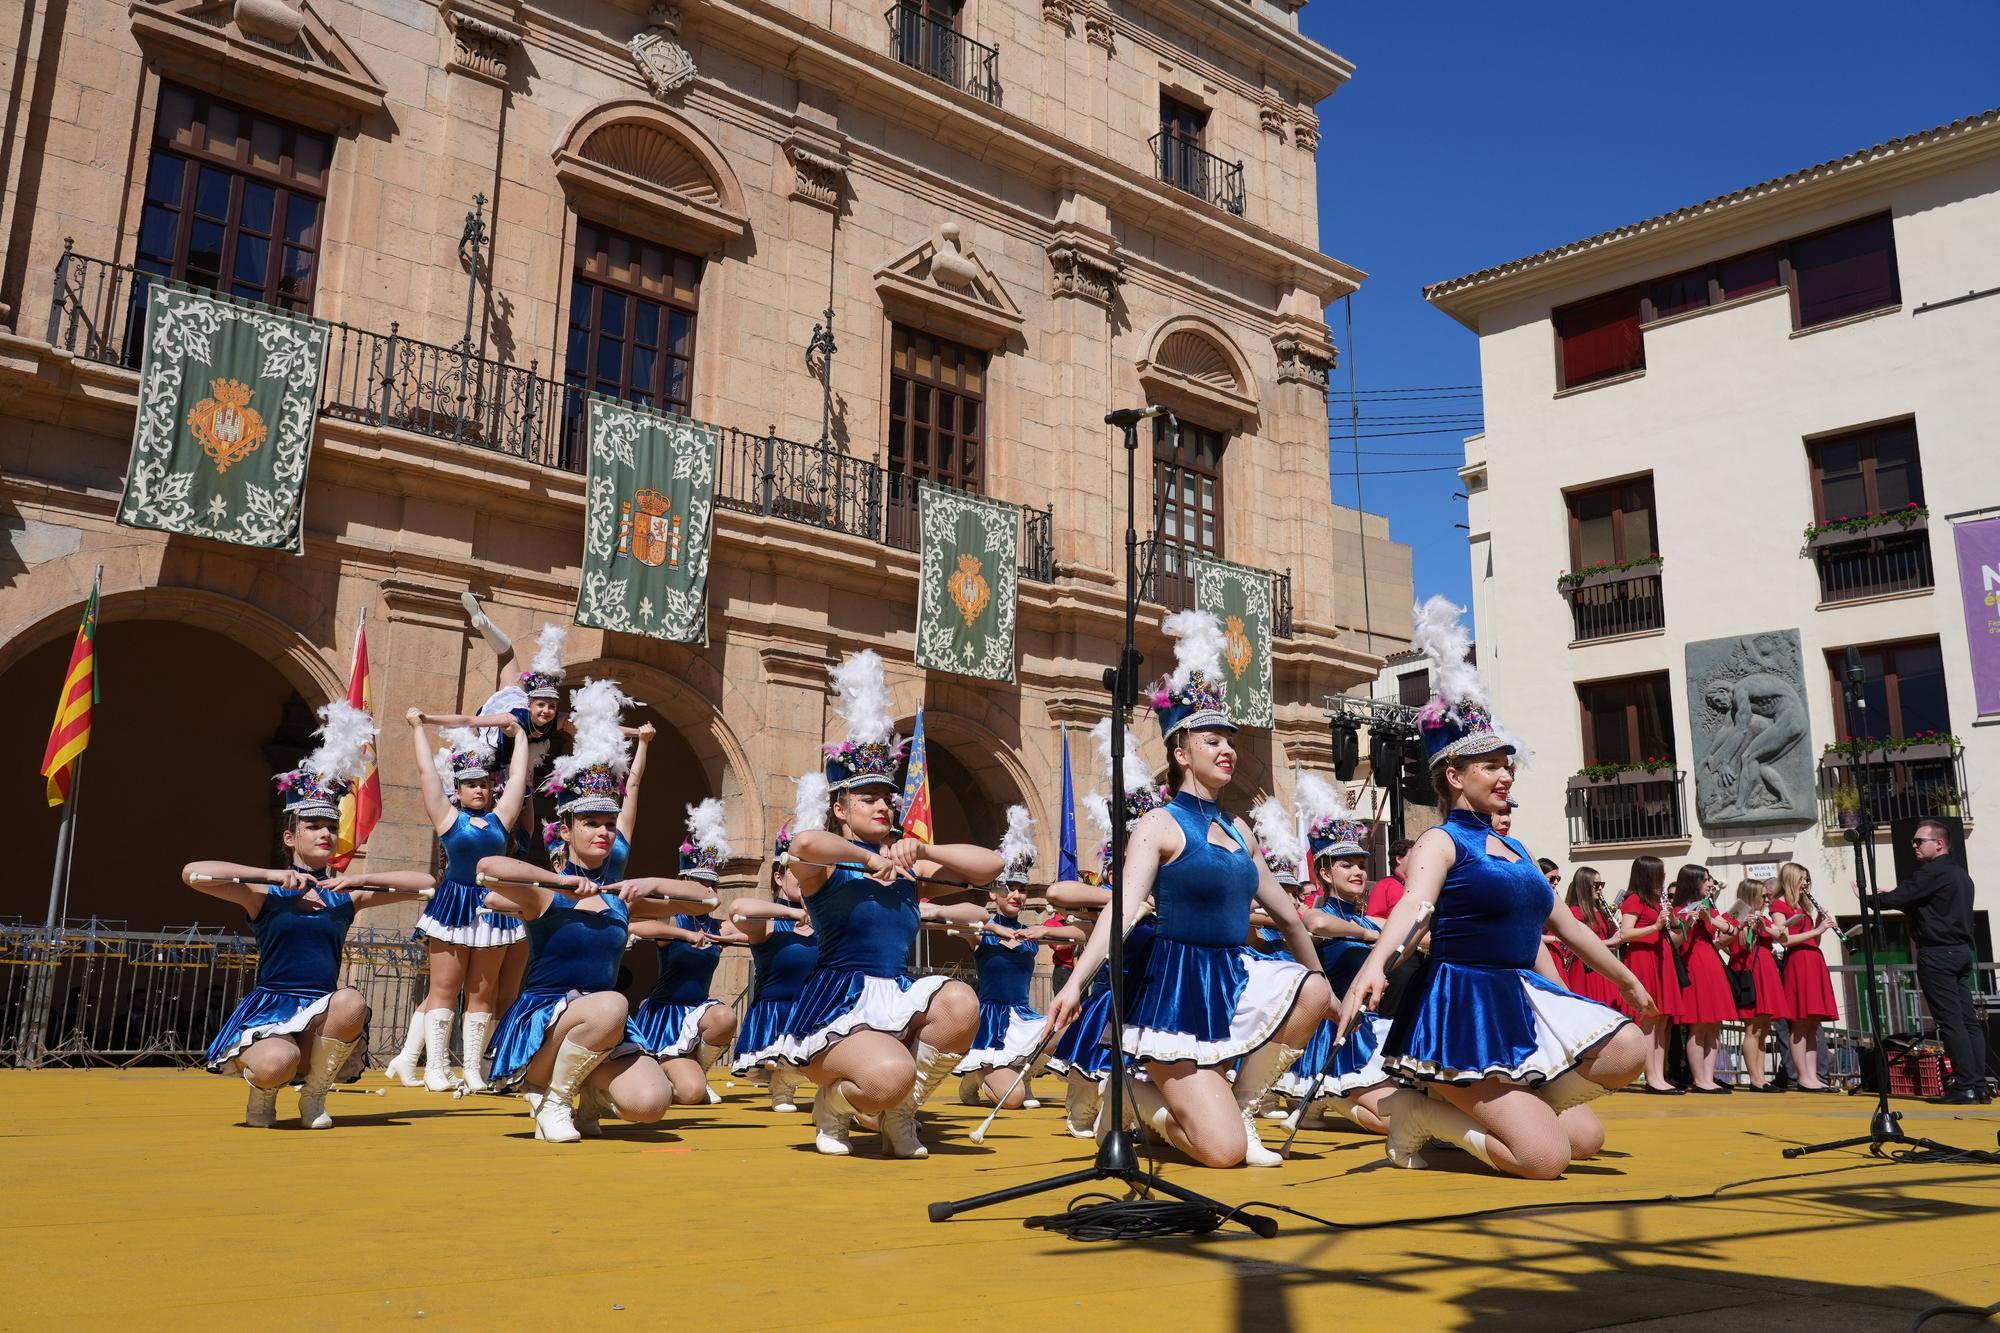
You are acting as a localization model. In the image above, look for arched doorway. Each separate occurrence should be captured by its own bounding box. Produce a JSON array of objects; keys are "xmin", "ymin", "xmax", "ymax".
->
[
  {"xmin": 1, "ymin": 620, "xmax": 320, "ymax": 930},
  {"xmin": 901, "ymin": 712, "xmax": 1037, "ymax": 982}
]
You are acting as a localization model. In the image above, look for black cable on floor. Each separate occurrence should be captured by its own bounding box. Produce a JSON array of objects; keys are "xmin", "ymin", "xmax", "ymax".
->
[
  {"xmin": 1025, "ymin": 1193, "xmax": 1247, "ymax": 1240},
  {"xmin": 1908, "ymin": 1299, "xmax": 2000, "ymax": 1332}
]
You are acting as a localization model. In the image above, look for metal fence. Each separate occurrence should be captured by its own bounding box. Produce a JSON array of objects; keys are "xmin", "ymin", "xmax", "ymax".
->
[
  {"xmin": 1138, "ymin": 535, "xmax": 1294, "ymax": 639},
  {"xmin": 1565, "ymin": 570, "xmax": 1666, "ymax": 641},
  {"xmin": 1565, "ymin": 772, "xmax": 1687, "ymax": 847},
  {"xmin": 2, "ymin": 922, "xmax": 426, "ymax": 1070},
  {"xmin": 1814, "ymin": 531, "xmax": 1934, "ymax": 603},
  {"xmin": 1149, "ymin": 130, "xmax": 1246, "ymax": 216},
  {"xmin": 887, "ymin": 4, "xmax": 1002, "ymax": 105}
]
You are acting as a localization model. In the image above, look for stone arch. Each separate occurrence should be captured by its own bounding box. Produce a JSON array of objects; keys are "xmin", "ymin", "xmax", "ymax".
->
[
  {"xmin": 899, "ymin": 707, "xmax": 1046, "ymax": 862},
  {"xmin": 1136, "ymin": 313, "xmax": 1260, "ymax": 427},
  {"xmin": 551, "ymin": 100, "xmax": 749, "ymax": 254}
]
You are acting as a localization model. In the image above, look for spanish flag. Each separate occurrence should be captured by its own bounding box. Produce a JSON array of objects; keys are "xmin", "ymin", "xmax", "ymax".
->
[
  {"xmin": 40, "ymin": 576, "xmax": 99, "ymax": 806},
  {"xmin": 333, "ymin": 612, "xmax": 381, "ymax": 869}
]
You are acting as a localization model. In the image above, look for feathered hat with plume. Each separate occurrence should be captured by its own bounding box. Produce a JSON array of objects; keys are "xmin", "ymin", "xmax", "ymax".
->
[
  {"xmin": 1251, "ymin": 794, "xmax": 1306, "ymax": 887},
  {"xmin": 822, "ymin": 651, "xmax": 906, "ymax": 791},
  {"xmin": 1149, "ymin": 610, "xmax": 1235, "ymax": 737},
  {"xmin": 1296, "ymin": 771, "xmax": 1368, "ymax": 861},
  {"xmin": 679, "ymin": 798, "xmax": 732, "ymax": 883},
  {"xmin": 996, "ymin": 805, "xmax": 1037, "ymax": 885},
  {"xmin": 518, "ymin": 623, "xmax": 569, "ymax": 700},
  {"xmin": 775, "ymin": 771, "xmax": 831, "ymax": 861},
  {"xmin": 433, "ymin": 725, "xmax": 497, "ymax": 789},
  {"xmin": 540, "ymin": 679, "xmax": 633, "ymax": 815},
  {"xmin": 1082, "ymin": 790, "xmax": 1113, "ymax": 873},
  {"xmin": 1410, "ymin": 596, "xmax": 1521, "ymax": 767},
  {"xmin": 276, "ymin": 700, "xmax": 378, "ymax": 821},
  {"xmin": 1091, "ymin": 718, "xmax": 1167, "ymax": 823}
]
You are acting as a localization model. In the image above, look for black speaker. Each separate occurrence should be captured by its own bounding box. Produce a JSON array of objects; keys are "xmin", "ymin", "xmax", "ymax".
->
[{"xmin": 1888, "ymin": 814, "xmax": 1968, "ymax": 884}]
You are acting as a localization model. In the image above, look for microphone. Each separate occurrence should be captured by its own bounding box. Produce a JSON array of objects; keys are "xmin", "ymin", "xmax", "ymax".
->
[
  {"xmin": 1844, "ymin": 645, "xmax": 1865, "ymax": 689},
  {"xmin": 1104, "ymin": 405, "xmax": 1170, "ymax": 427}
]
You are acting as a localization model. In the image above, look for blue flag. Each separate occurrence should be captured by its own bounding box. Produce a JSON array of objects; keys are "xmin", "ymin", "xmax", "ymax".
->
[{"xmin": 1058, "ymin": 726, "xmax": 1079, "ymax": 881}]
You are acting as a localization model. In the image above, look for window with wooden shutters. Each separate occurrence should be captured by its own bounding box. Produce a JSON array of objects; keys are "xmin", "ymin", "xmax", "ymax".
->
[
  {"xmin": 564, "ymin": 220, "xmax": 702, "ymax": 415},
  {"xmin": 1791, "ymin": 213, "xmax": 1900, "ymax": 330},
  {"xmin": 887, "ymin": 325, "xmax": 988, "ymax": 550},
  {"xmin": 1148, "ymin": 420, "xmax": 1226, "ymax": 609},
  {"xmin": 1553, "ymin": 287, "xmax": 1645, "ymax": 390},
  {"xmin": 1577, "ymin": 674, "xmax": 1676, "ymax": 767},
  {"xmin": 1828, "ymin": 639, "xmax": 1949, "ymax": 743},
  {"xmin": 1566, "ymin": 476, "xmax": 1657, "ymax": 568},
  {"xmin": 1806, "ymin": 420, "xmax": 1931, "ymax": 601}
]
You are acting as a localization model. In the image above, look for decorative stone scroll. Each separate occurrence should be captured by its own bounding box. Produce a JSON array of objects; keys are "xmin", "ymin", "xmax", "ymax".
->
[
  {"xmin": 1272, "ymin": 327, "xmax": 1335, "ymax": 388},
  {"xmin": 1047, "ymin": 237, "xmax": 1123, "ymax": 307},
  {"xmin": 445, "ymin": 9, "xmax": 519, "ymax": 83},
  {"xmin": 785, "ymin": 135, "xmax": 847, "ymax": 210}
]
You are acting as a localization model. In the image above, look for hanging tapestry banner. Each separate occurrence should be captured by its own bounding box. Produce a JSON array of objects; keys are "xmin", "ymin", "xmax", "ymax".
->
[
  {"xmin": 913, "ymin": 480, "xmax": 1019, "ymax": 682},
  {"xmin": 1191, "ymin": 553, "xmax": 1274, "ymax": 728},
  {"xmin": 576, "ymin": 396, "xmax": 719, "ymax": 645}
]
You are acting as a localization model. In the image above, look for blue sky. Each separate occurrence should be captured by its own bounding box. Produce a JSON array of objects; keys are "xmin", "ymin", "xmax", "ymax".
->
[{"xmin": 1300, "ymin": 2, "xmax": 2000, "ymax": 631}]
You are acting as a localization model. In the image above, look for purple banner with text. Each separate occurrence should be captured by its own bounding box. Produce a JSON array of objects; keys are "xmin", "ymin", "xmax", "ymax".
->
[{"xmin": 1956, "ymin": 516, "xmax": 2000, "ymax": 717}]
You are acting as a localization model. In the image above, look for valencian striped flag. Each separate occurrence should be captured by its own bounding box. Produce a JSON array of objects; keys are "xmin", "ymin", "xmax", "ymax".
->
[
  {"xmin": 900, "ymin": 707, "xmax": 935, "ymax": 844},
  {"xmin": 40, "ymin": 574, "xmax": 100, "ymax": 806},
  {"xmin": 333, "ymin": 613, "xmax": 381, "ymax": 869}
]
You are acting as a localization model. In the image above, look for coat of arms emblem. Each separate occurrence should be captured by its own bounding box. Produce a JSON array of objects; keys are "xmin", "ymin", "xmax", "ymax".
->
[
  {"xmin": 619, "ymin": 487, "xmax": 681, "ymax": 569},
  {"xmin": 948, "ymin": 552, "xmax": 990, "ymax": 627},
  {"xmin": 187, "ymin": 378, "xmax": 268, "ymax": 473},
  {"xmin": 1224, "ymin": 614, "xmax": 1254, "ymax": 680}
]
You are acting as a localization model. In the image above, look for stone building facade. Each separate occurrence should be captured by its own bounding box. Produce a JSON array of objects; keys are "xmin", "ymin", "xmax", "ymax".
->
[{"xmin": 0, "ymin": 0, "xmax": 1402, "ymax": 946}]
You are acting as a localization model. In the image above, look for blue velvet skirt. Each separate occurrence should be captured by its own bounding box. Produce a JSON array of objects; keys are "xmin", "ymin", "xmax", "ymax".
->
[
  {"xmin": 487, "ymin": 988, "xmax": 644, "ymax": 1090},
  {"xmin": 417, "ymin": 880, "xmax": 525, "ymax": 948},
  {"xmin": 1047, "ymin": 985, "xmax": 1115, "ymax": 1081},
  {"xmin": 955, "ymin": 1002, "xmax": 1047, "ymax": 1074},
  {"xmin": 773, "ymin": 968, "xmax": 951, "ymax": 1066},
  {"xmin": 204, "ymin": 986, "xmax": 366, "ymax": 1083},
  {"xmin": 730, "ymin": 996, "xmax": 797, "ymax": 1074},
  {"xmin": 1274, "ymin": 1014, "xmax": 1394, "ymax": 1098},
  {"xmin": 1385, "ymin": 959, "xmax": 1630, "ymax": 1086},
  {"xmin": 1122, "ymin": 939, "xmax": 1308, "ymax": 1068},
  {"xmin": 630, "ymin": 997, "xmax": 720, "ymax": 1059}
]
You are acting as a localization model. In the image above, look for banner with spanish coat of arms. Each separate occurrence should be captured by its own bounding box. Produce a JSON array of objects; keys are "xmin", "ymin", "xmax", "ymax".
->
[
  {"xmin": 576, "ymin": 395, "xmax": 718, "ymax": 645},
  {"xmin": 1190, "ymin": 553, "xmax": 1274, "ymax": 728},
  {"xmin": 913, "ymin": 480, "xmax": 1018, "ymax": 682},
  {"xmin": 117, "ymin": 284, "xmax": 327, "ymax": 553}
]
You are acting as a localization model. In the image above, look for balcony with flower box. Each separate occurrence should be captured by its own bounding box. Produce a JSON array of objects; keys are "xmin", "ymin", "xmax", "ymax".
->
[
  {"xmin": 1801, "ymin": 505, "xmax": 1933, "ymax": 604},
  {"xmin": 1557, "ymin": 555, "xmax": 1665, "ymax": 643},
  {"xmin": 1816, "ymin": 733, "xmax": 1969, "ymax": 833},
  {"xmin": 1565, "ymin": 759, "xmax": 1689, "ymax": 848}
]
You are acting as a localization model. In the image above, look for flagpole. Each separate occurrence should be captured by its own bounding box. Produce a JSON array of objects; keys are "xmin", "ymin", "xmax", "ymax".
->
[{"xmin": 52, "ymin": 758, "xmax": 84, "ymax": 929}]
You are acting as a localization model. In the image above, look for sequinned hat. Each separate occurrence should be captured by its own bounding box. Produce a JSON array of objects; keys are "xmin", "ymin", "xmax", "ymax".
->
[
  {"xmin": 518, "ymin": 623, "xmax": 568, "ymax": 700},
  {"xmin": 1296, "ymin": 772, "xmax": 1369, "ymax": 860},
  {"xmin": 540, "ymin": 679, "xmax": 633, "ymax": 815},
  {"xmin": 822, "ymin": 651, "xmax": 907, "ymax": 791},
  {"xmin": 1149, "ymin": 610, "xmax": 1235, "ymax": 736},
  {"xmin": 276, "ymin": 700, "xmax": 376, "ymax": 822},
  {"xmin": 1410, "ymin": 596, "xmax": 1522, "ymax": 766},
  {"xmin": 1251, "ymin": 794, "xmax": 1306, "ymax": 886},
  {"xmin": 432, "ymin": 725, "xmax": 496, "ymax": 787},
  {"xmin": 679, "ymin": 797, "xmax": 731, "ymax": 883},
  {"xmin": 997, "ymin": 805, "xmax": 1037, "ymax": 885}
]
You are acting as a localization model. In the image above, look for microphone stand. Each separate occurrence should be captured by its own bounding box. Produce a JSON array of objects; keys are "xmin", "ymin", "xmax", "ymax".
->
[
  {"xmin": 928, "ymin": 407, "xmax": 1278, "ymax": 1237},
  {"xmin": 1783, "ymin": 656, "xmax": 1996, "ymax": 1165}
]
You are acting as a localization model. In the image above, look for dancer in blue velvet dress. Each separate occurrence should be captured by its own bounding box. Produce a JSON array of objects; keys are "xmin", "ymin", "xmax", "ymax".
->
[
  {"xmin": 1338, "ymin": 598, "xmax": 1655, "ymax": 1179},
  {"xmin": 1051, "ymin": 612, "xmax": 1333, "ymax": 1169},
  {"xmin": 727, "ymin": 788, "xmax": 826, "ymax": 1112},
  {"xmin": 773, "ymin": 650, "xmax": 1003, "ymax": 1159},
  {"xmin": 185, "ymin": 701, "xmax": 435, "ymax": 1129},
  {"xmin": 475, "ymin": 680, "xmax": 715, "ymax": 1144},
  {"xmin": 630, "ymin": 799, "xmax": 742, "ymax": 1106}
]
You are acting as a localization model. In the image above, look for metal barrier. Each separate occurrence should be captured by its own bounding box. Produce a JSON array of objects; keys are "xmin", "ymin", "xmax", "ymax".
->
[{"xmin": 2, "ymin": 923, "xmax": 427, "ymax": 1069}]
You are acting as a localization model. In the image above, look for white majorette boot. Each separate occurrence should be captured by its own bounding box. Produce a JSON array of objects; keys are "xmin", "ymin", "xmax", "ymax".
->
[
  {"xmin": 1233, "ymin": 1042, "xmax": 1306, "ymax": 1167},
  {"xmin": 881, "ymin": 1041, "xmax": 961, "ymax": 1159},
  {"xmin": 958, "ymin": 1071, "xmax": 986, "ymax": 1106},
  {"xmin": 243, "ymin": 1075, "xmax": 279, "ymax": 1128},
  {"xmin": 769, "ymin": 1067, "xmax": 802, "ymax": 1114},
  {"xmin": 1536, "ymin": 1070, "xmax": 1610, "ymax": 1115},
  {"xmin": 812, "ymin": 1080, "xmax": 858, "ymax": 1156},
  {"xmin": 383, "ymin": 1008, "xmax": 428, "ymax": 1087},
  {"xmin": 1382, "ymin": 1087, "xmax": 1493, "ymax": 1170},
  {"xmin": 459, "ymin": 1012, "xmax": 494, "ymax": 1094},
  {"xmin": 1126, "ymin": 1076, "xmax": 1201, "ymax": 1157},
  {"xmin": 461, "ymin": 590, "xmax": 512, "ymax": 655},
  {"xmin": 298, "ymin": 1034, "xmax": 360, "ymax": 1130},
  {"xmin": 423, "ymin": 1008, "xmax": 457, "ymax": 1092},
  {"xmin": 532, "ymin": 1037, "xmax": 612, "ymax": 1144},
  {"xmin": 1064, "ymin": 1071, "xmax": 1101, "ymax": 1139},
  {"xmin": 697, "ymin": 1040, "xmax": 726, "ymax": 1104},
  {"xmin": 575, "ymin": 1082, "xmax": 615, "ymax": 1138}
]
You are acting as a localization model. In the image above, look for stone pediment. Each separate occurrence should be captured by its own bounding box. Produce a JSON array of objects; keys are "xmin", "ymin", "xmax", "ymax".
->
[
  {"xmin": 128, "ymin": 0, "xmax": 387, "ymax": 130},
  {"xmin": 873, "ymin": 223, "xmax": 1024, "ymax": 349},
  {"xmin": 1135, "ymin": 315, "xmax": 1259, "ymax": 428},
  {"xmin": 552, "ymin": 101, "xmax": 748, "ymax": 256}
]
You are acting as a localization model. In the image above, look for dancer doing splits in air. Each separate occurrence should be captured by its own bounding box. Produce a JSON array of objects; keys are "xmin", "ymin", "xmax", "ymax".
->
[
  {"xmin": 629, "ymin": 799, "xmax": 742, "ymax": 1106},
  {"xmin": 727, "ymin": 775, "xmax": 827, "ymax": 1113},
  {"xmin": 1050, "ymin": 612, "xmax": 1333, "ymax": 1169},
  {"xmin": 1338, "ymin": 598, "xmax": 1654, "ymax": 1180},
  {"xmin": 479, "ymin": 680, "xmax": 714, "ymax": 1142},
  {"xmin": 773, "ymin": 651, "xmax": 1002, "ymax": 1158},
  {"xmin": 386, "ymin": 711, "xmax": 533, "ymax": 1093},
  {"xmin": 188, "ymin": 701, "xmax": 436, "ymax": 1129}
]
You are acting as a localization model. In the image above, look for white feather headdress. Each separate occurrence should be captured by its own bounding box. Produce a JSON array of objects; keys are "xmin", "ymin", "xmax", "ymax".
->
[
  {"xmin": 997, "ymin": 804, "xmax": 1037, "ymax": 881},
  {"xmin": 1251, "ymin": 795, "xmax": 1305, "ymax": 877},
  {"xmin": 303, "ymin": 700, "xmax": 377, "ymax": 785},
  {"xmin": 684, "ymin": 797, "xmax": 732, "ymax": 859},
  {"xmin": 432, "ymin": 724, "xmax": 494, "ymax": 788},
  {"xmin": 544, "ymin": 678, "xmax": 634, "ymax": 795}
]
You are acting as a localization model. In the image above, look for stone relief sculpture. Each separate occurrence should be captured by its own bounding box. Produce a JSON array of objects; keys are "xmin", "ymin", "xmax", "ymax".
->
[
  {"xmin": 1686, "ymin": 629, "xmax": 1816, "ymax": 827},
  {"xmin": 629, "ymin": 4, "xmax": 697, "ymax": 99}
]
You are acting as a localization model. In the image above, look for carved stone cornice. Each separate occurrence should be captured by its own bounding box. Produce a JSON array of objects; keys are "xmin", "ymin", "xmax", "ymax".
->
[
  {"xmin": 1043, "ymin": 696, "xmax": 1109, "ymax": 728},
  {"xmin": 443, "ymin": 1, "xmax": 522, "ymax": 85},
  {"xmin": 1046, "ymin": 230, "xmax": 1124, "ymax": 307},
  {"xmin": 1271, "ymin": 322, "xmax": 1335, "ymax": 388},
  {"xmin": 784, "ymin": 130, "xmax": 849, "ymax": 210},
  {"xmin": 379, "ymin": 576, "xmax": 477, "ymax": 631},
  {"xmin": 1082, "ymin": 4, "xmax": 1114, "ymax": 51},
  {"xmin": 1042, "ymin": 0, "xmax": 1073, "ymax": 28},
  {"xmin": 1259, "ymin": 102, "xmax": 1287, "ymax": 138},
  {"xmin": 760, "ymin": 645, "xmax": 833, "ymax": 693},
  {"xmin": 1293, "ymin": 112, "xmax": 1320, "ymax": 156}
]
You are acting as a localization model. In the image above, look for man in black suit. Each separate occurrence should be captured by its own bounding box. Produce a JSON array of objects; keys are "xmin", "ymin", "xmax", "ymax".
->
[{"xmin": 1865, "ymin": 818, "xmax": 1989, "ymax": 1104}]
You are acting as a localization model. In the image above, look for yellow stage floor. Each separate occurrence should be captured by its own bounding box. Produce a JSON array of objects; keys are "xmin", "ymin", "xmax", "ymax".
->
[{"xmin": 2, "ymin": 1070, "xmax": 1996, "ymax": 1330}]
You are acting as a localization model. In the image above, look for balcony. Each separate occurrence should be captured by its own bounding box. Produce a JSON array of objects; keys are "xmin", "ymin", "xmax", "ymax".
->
[
  {"xmin": 1565, "ymin": 770, "xmax": 1689, "ymax": 847},
  {"xmin": 1560, "ymin": 565, "xmax": 1665, "ymax": 642},
  {"xmin": 44, "ymin": 245, "xmax": 1054, "ymax": 580},
  {"xmin": 1807, "ymin": 518, "xmax": 1933, "ymax": 603},
  {"xmin": 1149, "ymin": 130, "xmax": 1245, "ymax": 217},
  {"xmin": 1817, "ymin": 741, "xmax": 1969, "ymax": 834},
  {"xmin": 1137, "ymin": 535, "xmax": 1293, "ymax": 639},
  {"xmin": 886, "ymin": 5, "xmax": 1001, "ymax": 106}
]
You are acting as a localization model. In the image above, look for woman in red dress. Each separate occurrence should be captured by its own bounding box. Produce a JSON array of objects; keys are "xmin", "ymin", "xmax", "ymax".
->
[
  {"xmin": 1667, "ymin": 865, "xmax": 1739, "ymax": 1093},
  {"xmin": 1556, "ymin": 868, "xmax": 1627, "ymax": 1011},
  {"xmin": 1775, "ymin": 862, "xmax": 1839, "ymax": 1091},
  {"xmin": 1618, "ymin": 856, "xmax": 1680, "ymax": 1093},
  {"xmin": 1727, "ymin": 877, "xmax": 1791, "ymax": 1091}
]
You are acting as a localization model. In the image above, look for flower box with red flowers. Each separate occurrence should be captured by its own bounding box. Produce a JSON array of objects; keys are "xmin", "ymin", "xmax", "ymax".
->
[
  {"xmin": 1801, "ymin": 504, "xmax": 1928, "ymax": 555},
  {"xmin": 1555, "ymin": 554, "xmax": 1663, "ymax": 594}
]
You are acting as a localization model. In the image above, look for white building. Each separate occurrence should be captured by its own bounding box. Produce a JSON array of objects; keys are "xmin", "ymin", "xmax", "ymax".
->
[{"xmin": 1424, "ymin": 108, "xmax": 2000, "ymax": 980}]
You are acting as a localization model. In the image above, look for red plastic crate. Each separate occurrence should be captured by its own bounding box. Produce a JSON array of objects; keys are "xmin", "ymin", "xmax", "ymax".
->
[{"xmin": 1886, "ymin": 1043, "xmax": 1949, "ymax": 1098}]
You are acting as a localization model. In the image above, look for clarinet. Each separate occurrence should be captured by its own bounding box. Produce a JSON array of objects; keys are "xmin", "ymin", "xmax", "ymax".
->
[{"xmin": 1596, "ymin": 887, "xmax": 1622, "ymax": 951}]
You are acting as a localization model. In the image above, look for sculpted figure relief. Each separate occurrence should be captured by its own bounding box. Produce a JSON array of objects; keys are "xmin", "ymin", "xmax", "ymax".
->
[{"xmin": 1686, "ymin": 630, "xmax": 1816, "ymax": 827}]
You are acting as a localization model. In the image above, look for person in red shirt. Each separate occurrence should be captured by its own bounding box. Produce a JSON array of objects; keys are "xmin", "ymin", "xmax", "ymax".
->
[{"xmin": 1366, "ymin": 838, "xmax": 1415, "ymax": 917}]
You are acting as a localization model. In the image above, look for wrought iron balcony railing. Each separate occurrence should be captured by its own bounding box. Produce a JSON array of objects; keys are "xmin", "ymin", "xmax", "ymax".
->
[
  {"xmin": 1811, "ymin": 528, "xmax": 1934, "ymax": 603},
  {"xmin": 883, "ymin": 472, "xmax": 1056, "ymax": 582},
  {"xmin": 1565, "ymin": 771, "xmax": 1688, "ymax": 847},
  {"xmin": 1149, "ymin": 129, "xmax": 1245, "ymax": 216},
  {"xmin": 1137, "ymin": 535, "xmax": 1293, "ymax": 639},
  {"xmin": 886, "ymin": 5, "xmax": 1001, "ymax": 106},
  {"xmin": 1562, "ymin": 568, "xmax": 1666, "ymax": 642},
  {"xmin": 1817, "ymin": 745, "xmax": 1969, "ymax": 834}
]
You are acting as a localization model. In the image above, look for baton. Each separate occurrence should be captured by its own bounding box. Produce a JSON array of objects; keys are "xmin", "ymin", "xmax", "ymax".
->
[
  {"xmin": 191, "ymin": 876, "xmax": 433, "ymax": 901},
  {"xmin": 779, "ymin": 854, "xmax": 985, "ymax": 892},
  {"xmin": 968, "ymin": 1021, "xmax": 1065, "ymax": 1146}
]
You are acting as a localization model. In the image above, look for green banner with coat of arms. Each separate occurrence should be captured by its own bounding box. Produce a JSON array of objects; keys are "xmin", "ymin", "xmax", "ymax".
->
[
  {"xmin": 576, "ymin": 395, "xmax": 718, "ymax": 645},
  {"xmin": 1190, "ymin": 553, "xmax": 1274, "ymax": 728},
  {"xmin": 913, "ymin": 480, "xmax": 1018, "ymax": 682},
  {"xmin": 117, "ymin": 284, "xmax": 327, "ymax": 553}
]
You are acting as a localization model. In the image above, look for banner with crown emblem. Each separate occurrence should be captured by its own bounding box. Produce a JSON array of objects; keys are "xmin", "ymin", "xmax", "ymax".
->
[
  {"xmin": 576, "ymin": 395, "xmax": 718, "ymax": 644},
  {"xmin": 116, "ymin": 284, "xmax": 327, "ymax": 553},
  {"xmin": 913, "ymin": 480, "xmax": 1018, "ymax": 682},
  {"xmin": 1190, "ymin": 553, "xmax": 1274, "ymax": 728}
]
